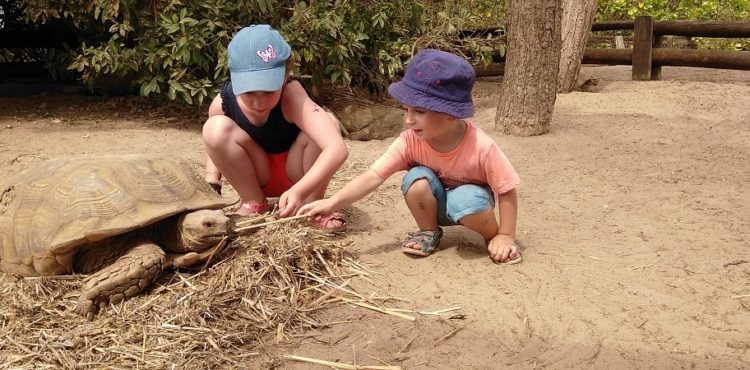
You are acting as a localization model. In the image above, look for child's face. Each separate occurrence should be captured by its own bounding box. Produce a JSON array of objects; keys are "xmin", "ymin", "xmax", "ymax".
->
[
  {"xmin": 401, "ymin": 105, "xmax": 459, "ymax": 141},
  {"xmin": 238, "ymin": 89, "xmax": 283, "ymax": 122}
]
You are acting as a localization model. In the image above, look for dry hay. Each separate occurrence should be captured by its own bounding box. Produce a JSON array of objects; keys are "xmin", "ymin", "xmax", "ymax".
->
[{"xmin": 0, "ymin": 220, "xmax": 366, "ymax": 369}]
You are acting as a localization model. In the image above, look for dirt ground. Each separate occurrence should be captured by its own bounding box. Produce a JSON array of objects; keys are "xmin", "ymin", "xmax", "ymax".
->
[{"xmin": 1, "ymin": 65, "xmax": 749, "ymax": 369}]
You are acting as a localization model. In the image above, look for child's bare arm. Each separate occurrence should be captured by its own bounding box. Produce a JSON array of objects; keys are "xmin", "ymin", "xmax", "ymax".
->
[
  {"xmin": 496, "ymin": 188, "xmax": 517, "ymax": 239},
  {"xmin": 281, "ymin": 82, "xmax": 348, "ymax": 200},
  {"xmin": 207, "ymin": 93, "xmax": 224, "ymax": 117},
  {"xmin": 487, "ymin": 188, "xmax": 520, "ymax": 262},
  {"xmin": 298, "ymin": 169, "xmax": 386, "ymax": 217}
]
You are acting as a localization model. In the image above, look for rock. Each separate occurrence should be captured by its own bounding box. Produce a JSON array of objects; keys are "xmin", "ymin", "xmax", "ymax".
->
[
  {"xmin": 576, "ymin": 70, "xmax": 601, "ymax": 93},
  {"xmin": 336, "ymin": 104, "xmax": 404, "ymax": 141}
]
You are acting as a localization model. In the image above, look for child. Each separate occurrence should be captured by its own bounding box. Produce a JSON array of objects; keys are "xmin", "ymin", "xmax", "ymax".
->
[
  {"xmin": 202, "ymin": 24, "xmax": 348, "ymax": 232},
  {"xmin": 298, "ymin": 49, "xmax": 521, "ymax": 263}
]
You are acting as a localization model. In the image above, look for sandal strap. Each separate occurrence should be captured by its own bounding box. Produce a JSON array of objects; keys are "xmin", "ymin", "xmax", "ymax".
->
[
  {"xmin": 311, "ymin": 210, "xmax": 347, "ymax": 232},
  {"xmin": 404, "ymin": 228, "xmax": 443, "ymax": 253},
  {"xmin": 239, "ymin": 199, "xmax": 269, "ymax": 214}
]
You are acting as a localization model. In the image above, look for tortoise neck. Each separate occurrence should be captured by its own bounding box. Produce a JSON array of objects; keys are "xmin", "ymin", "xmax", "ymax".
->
[{"xmin": 141, "ymin": 215, "xmax": 185, "ymax": 252}]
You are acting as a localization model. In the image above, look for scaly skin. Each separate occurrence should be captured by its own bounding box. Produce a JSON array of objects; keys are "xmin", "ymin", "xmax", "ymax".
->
[
  {"xmin": 76, "ymin": 239, "xmax": 165, "ymax": 321},
  {"xmin": 72, "ymin": 209, "xmax": 232, "ymax": 320}
]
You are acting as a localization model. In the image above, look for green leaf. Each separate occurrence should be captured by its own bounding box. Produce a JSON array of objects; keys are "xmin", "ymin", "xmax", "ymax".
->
[
  {"xmin": 497, "ymin": 45, "xmax": 506, "ymax": 58},
  {"xmin": 141, "ymin": 77, "xmax": 159, "ymax": 96},
  {"xmin": 181, "ymin": 47, "xmax": 191, "ymax": 63}
]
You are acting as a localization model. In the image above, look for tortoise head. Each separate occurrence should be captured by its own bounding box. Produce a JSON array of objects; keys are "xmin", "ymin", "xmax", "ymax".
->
[{"xmin": 177, "ymin": 209, "xmax": 233, "ymax": 252}]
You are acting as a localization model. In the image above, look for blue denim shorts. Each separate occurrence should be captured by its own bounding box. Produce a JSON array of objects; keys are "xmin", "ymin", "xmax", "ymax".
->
[{"xmin": 401, "ymin": 166, "xmax": 494, "ymax": 226}]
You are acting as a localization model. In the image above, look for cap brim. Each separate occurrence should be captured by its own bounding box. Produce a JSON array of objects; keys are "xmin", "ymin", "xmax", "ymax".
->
[
  {"xmin": 388, "ymin": 82, "xmax": 473, "ymax": 119},
  {"xmin": 230, "ymin": 65, "xmax": 286, "ymax": 95}
]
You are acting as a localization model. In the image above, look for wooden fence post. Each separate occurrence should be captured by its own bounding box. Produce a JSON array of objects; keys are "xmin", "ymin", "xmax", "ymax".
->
[
  {"xmin": 632, "ymin": 16, "xmax": 654, "ymax": 80},
  {"xmin": 615, "ymin": 35, "xmax": 626, "ymax": 49},
  {"xmin": 651, "ymin": 35, "xmax": 663, "ymax": 80}
]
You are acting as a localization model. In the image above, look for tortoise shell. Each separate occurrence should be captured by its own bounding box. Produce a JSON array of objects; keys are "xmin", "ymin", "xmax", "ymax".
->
[{"xmin": 0, "ymin": 154, "xmax": 235, "ymax": 276}]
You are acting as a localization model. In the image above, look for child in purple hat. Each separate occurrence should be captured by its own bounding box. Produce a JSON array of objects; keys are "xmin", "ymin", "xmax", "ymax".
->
[
  {"xmin": 299, "ymin": 49, "xmax": 522, "ymax": 264},
  {"xmin": 202, "ymin": 24, "xmax": 348, "ymax": 232}
]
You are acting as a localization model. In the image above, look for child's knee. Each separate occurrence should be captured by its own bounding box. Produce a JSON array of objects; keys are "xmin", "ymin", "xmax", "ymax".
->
[
  {"xmin": 293, "ymin": 131, "xmax": 316, "ymax": 150},
  {"xmin": 202, "ymin": 116, "xmax": 236, "ymax": 147},
  {"xmin": 404, "ymin": 178, "xmax": 432, "ymax": 195},
  {"xmin": 401, "ymin": 166, "xmax": 439, "ymax": 194}
]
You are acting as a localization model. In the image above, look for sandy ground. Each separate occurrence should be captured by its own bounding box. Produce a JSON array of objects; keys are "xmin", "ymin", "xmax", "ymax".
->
[{"xmin": 0, "ymin": 65, "xmax": 748, "ymax": 369}]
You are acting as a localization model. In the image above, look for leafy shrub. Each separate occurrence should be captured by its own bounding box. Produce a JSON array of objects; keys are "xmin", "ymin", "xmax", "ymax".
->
[
  {"xmin": 596, "ymin": 0, "xmax": 750, "ymax": 50},
  {"xmin": 597, "ymin": 0, "xmax": 749, "ymax": 21},
  {"xmin": 20, "ymin": 0, "xmax": 502, "ymax": 104}
]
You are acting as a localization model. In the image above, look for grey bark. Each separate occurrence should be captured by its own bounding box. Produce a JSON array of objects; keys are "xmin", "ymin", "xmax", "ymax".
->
[
  {"xmin": 558, "ymin": 0, "xmax": 597, "ymax": 92},
  {"xmin": 495, "ymin": 0, "xmax": 562, "ymax": 136}
]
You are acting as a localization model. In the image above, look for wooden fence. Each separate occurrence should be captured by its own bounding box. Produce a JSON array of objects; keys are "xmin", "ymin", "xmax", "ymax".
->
[
  {"xmin": 472, "ymin": 17, "xmax": 750, "ymax": 79},
  {"xmin": 584, "ymin": 16, "xmax": 750, "ymax": 80}
]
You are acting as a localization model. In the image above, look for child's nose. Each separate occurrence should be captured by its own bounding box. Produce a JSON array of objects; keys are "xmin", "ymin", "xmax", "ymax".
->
[
  {"xmin": 250, "ymin": 96, "xmax": 270, "ymax": 109},
  {"xmin": 404, "ymin": 111, "xmax": 415, "ymax": 126},
  {"xmin": 251, "ymin": 99, "xmax": 266, "ymax": 109}
]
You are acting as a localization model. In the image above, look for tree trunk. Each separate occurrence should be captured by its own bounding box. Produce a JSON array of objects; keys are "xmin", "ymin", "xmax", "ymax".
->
[
  {"xmin": 557, "ymin": 0, "xmax": 597, "ymax": 93},
  {"xmin": 495, "ymin": 0, "xmax": 562, "ymax": 136}
]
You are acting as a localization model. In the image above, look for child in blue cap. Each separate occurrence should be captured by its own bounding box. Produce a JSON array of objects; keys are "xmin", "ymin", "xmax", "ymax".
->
[
  {"xmin": 299, "ymin": 49, "xmax": 521, "ymax": 263},
  {"xmin": 203, "ymin": 24, "xmax": 348, "ymax": 232}
]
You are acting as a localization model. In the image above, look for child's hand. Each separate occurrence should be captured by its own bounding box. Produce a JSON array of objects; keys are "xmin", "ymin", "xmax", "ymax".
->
[
  {"xmin": 278, "ymin": 189, "xmax": 303, "ymax": 217},
  {"xmin": 487, "ymin": 234, "xmax": 520, "ymax": 263},
  {"xmin": 297, "ymin": 199, "xmax": 335, "ymax": 219}
]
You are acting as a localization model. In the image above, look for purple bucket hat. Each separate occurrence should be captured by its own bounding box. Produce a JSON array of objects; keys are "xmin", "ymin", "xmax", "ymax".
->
[{"xmin": 388, "ymin": 49, "xmax": 475, "ymax": 119}]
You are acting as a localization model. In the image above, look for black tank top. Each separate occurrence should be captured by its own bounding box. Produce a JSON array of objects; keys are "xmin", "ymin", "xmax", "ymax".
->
[{"xmin": 220, "ymin": 81, "xmax": 301, "ymax": 154}]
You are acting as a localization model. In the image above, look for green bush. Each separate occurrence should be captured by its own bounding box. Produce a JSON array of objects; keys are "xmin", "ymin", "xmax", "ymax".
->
[
  {"xmin": 597, "ymin": 0, "xmax": 749, "ymax": 21},
  {"xmin": 20, "ymin": 0, "xmax": 502, "ymax": 104},
  {"xmin": 596, "ymin": 0, "xmax": 750, "ymax": 50},
  {"xmin": 596, "ymin": 0, "xmax": 750, "ymax": 21},
  {"xmin": 282, "ymin": 0, "xmax": 426, "ymax": 96},
  {"xmin": 27, "ymin": 0, "xmax": 748, "ymax": 104}
]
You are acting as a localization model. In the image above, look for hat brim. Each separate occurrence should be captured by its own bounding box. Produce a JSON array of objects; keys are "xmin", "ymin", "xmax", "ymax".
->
[
  {"xmin": 230, "ymin": 65, "xmax": 286, "ymax": 95},
  {"xmin": 388, "ymin": 81, "xmax": 473, "ymax": 119}
]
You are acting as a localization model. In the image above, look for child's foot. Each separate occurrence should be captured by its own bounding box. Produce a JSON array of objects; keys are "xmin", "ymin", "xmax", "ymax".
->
[
  {"xmin": 402, "ymin": 228, "xmax": 443, "ymax": 256},
  {"xmin": 310, "ymin": 211, "xmax": 347, "ymax": 233},
  {"xmin": 228, "ymin": 199, "xmax": 269, "ymax": 217}
]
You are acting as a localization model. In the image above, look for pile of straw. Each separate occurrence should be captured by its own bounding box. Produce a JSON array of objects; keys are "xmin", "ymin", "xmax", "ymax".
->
[{"xmin": 0, "ymin": 220, "xmax": 364, "ymax": 368}]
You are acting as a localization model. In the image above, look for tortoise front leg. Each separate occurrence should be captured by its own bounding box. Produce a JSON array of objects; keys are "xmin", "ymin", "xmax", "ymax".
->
[{"xmin": 75, "ymin": 240, "xmax": 165, "ymax": 320}]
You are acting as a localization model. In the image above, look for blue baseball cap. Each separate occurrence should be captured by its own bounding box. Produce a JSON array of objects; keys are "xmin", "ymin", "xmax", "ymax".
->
[
  {"xmin": 388, "ymin": 49, "xmax": 475, "ymax": 119},
  {"xmin": 227, "ymin": 24, "xmax": 292, "ymax": 95}
]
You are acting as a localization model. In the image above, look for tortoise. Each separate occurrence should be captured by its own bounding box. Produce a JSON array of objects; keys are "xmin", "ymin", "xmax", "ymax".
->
[{"xmin": 0, "ymin": 154, "xmax": 237, "ymax": 320}]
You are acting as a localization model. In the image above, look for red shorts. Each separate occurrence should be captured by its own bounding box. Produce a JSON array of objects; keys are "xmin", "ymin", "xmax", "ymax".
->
[{"xmin": 262, "ymin": 152, "xmax": 294, "ymax": 197}]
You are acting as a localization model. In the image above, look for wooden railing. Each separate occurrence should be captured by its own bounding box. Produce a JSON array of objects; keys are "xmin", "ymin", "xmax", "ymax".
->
[
  {"xmin": 584, "ymin": 16, "xmax": 750, "ymax": 80},
  {"xmin": 470, "ymin": 17, "xmax": 750, "ymax": 79}
]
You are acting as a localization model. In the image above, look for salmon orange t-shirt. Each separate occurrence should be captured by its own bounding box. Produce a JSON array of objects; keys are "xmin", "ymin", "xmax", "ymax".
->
[{"xmin": 371, "ymin": 121, "xmax": 520, "ymax": 196}]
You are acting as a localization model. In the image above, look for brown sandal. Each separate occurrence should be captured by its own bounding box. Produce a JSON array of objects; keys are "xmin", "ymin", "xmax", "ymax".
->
[{"xmin": 402, "ymin": 228, "xmax": 443, "ymax": 256}]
